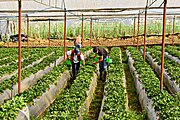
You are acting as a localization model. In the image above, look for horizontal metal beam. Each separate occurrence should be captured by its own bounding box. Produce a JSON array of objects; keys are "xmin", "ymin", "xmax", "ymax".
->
[
  {"xmin": 67, "ymin": 7, "xmax": 180, "ymax": 12},
  {"xmin": 0, "ymin": 0, "xmax": 31, "ymax": 1},
  {"xmin": 30, "ymin": 18, "xmax": 78, "ymax": 22},
  {"xmin": 0, "ymin": 7, "xmax": 179, "ymax": 13},
  {"xmin": 1, "ymin": 13, "xmax": 180, "ymax": 18}
]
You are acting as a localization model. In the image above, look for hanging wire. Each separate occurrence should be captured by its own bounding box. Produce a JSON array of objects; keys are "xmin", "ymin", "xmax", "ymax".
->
[
  {"xmin": 159, "ymin": 1, "xmax": 165, "ymax": 8},
  {"xmin": 33, "ymin": 0, "xmax": 56, "ymax": 8},
  {"xmin": 33, "ymin": 0, "xmax": 82, "ymax": 20},
  {"xmin": 63, "ymin": 0, "xmax": 66, "ymax": 10},
  {"xmin": 140, "ymin": 0, "xmax": 159, "ymax": 14},
  {"xmin": 148, "ymin": 0, "xmax": 158, "ymax": 7}
]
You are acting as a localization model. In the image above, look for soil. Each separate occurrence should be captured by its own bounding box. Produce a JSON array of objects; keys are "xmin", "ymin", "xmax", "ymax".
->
[
  {"xmin": 121, "ymin": 50, "xmax": 142, "ymax": 112},
  {"xmin": 2, "ymin": 36, "xmax": 180, "ymax": 47},
  {"xmin": 85, "ymin": 79, "xmax": 104, "ymax": 120}
]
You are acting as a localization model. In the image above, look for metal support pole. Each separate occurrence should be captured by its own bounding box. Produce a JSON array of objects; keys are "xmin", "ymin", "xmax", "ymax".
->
[
  {"xmin": 172, "ymin": 16, "xmax": 175, "ymax": 46},
  {"xmin": 18, "ymin": 0, "xmax": 22, "ymax": 94},
  {"xmin": 133, "ymin": 17, "xmax": 136, "ymax": 45},
  {"xmin": 137, "ymin": 13, "xmax": 140, "ymax": 48},
  {"xmin": 160, "ymin": 0, "xmax": 167, "ymax": 91},
  {"xmin": 81, "ymin": 14, "xmax": 84, "ymax": 46},
  {"xmin": 144, "ymin": 5, "xmax": 148, "ymax": 60},
  {"xmin": 90, "ymin": 18, "xmax": 92, "ymax": 46},
  {"xmin": 64, "ymin": 10, "xmax": 66, "ymax": 60},
  {"xmin": 27, "ymin": 15, "xmax": 29, "ymax": 52},
  {"xmin": 48, "ymin": 19, "xmax": 50, "ymax": 47}
]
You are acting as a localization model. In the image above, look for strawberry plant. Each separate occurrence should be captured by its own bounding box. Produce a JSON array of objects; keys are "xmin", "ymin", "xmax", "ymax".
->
[
  {"xmin": 165, "ymin": 45, "xmax": 180, "ymax": 59},
  {"xmin": 0, "ymin": 47, "xmax": 58, "ymax": 78},
  {"xmin": 146, "ymin": 46, "xmax": 180, "ymax": 85},
  {"xmin": 40, "ymin": 53, "xmax": 96, "ymax": 119},
  {"xmin": 0, "ymin": 48, "xmax": 18, "ymax": 59},
  {"xmin": 102, "ymin": 47, "xmax": 145, "ymax": 120},
  {"xmin": 0, "ymin": 47, "xmax": 64, "ymax": 93},
  {"xmin": 0, "ymin": 47, "xmax": 91, "ymax": 119},
  {"xmin": 0, "ymin": 48, "xmax": 49, "ymax": 66},
  {"xmin": 0, "ymin": 63, "xmax": 68, "ymax": 119}
]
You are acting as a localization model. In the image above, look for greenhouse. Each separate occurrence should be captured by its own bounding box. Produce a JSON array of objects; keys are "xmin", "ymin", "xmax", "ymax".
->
[{"xmin": 0, "ymin": 0, "xmax": 179, "ymax": 119}]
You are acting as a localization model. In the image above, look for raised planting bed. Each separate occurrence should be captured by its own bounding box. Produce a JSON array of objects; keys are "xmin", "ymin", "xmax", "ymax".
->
[
  {"xmin": 0, "ymin": 48, "xmax": 64, "ymax": 104},
  {"xmin": 0, "ymin": 47, "xmax": 58, "ymax": 82},
  {"xmin": 150, "ymin": 45, "xmax": 180, "ymax": 65},
  {"xmin": 0, "ymin": 48, "xmax": 92, "ymax": 120},
  {"xmin": 0, "ymin": 48, "xmax": 49, "ymax": 67},
  {"xmin": 164, "ymin": 52, "xmax": 180, "ymax": 65},
  {"xmin": 0, "ymin": 47, "xmax": 92, "ymax": 104},
  {"xmin": 17, "ymin": 70, "xmax": 71, "ymax": 120},
  {"xmin": 127, "ymin": 46, "xmax": 180, "ymax": 120},
  {"xmin": 39, "ymin": 53, "xmax": 97, "ymax": 120},
  {"xmin": 99, "ymin": 47, "xmax": 145, "ymax": 120},
  {"xmin": 165, "ymin": 45, "xmax": 180, "ymax": 61},
  {"xmin": 0, "ymin": 48, "xmax": 19, "ymax": 60},
  {"xmin": 143, "ymin": 46, "xmax": 180, "ymax": 96},
  {"xmin": 28, "ymin": 49, "xmax": 93, "ymax": 119},
  {"xmin": 0, "ymin": 63, "xmax": 69, "ymax": 120}
]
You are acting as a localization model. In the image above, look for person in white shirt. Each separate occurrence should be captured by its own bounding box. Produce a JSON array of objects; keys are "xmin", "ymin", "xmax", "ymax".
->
[{"xmin": 66, "ymin": 44, "xmax": 85, "ymax": 80}]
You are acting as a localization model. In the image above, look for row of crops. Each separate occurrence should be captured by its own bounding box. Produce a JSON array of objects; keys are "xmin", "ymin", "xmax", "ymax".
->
[
  {"xmin": 127, "ymin": 46, "xmax": 180, "ymax": 119},
  {"xmin": 0, "ymin": 47, "xmax": 92, "ymax": 119},
  {"xmin": 0, "ymin": 45, "xmax": 179, "ymax": 119},
  {"xmin": 146, "ymin": 46, "xmax": 180, "ymax": 85}
]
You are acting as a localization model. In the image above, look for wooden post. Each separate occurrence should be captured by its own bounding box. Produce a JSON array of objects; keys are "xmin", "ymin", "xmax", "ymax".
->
[
  {"xmin": 18, "ymin": 0, "xmax": 22, "ymax": 94},
  {"xmin": 64, "ymin": 10, "xmax": 67, "ymax": 60},
  {"xmin": 172, "ymin": 16, "xmax": 175, "ymax": 46},
  {"xmin": 90, "ymin": 18, "xmax": 92, "ymax": 46},
  {"xmin": 81, "ymin": 14, "xmax": 84, "ymax": 46},
  {"xmin": 133, "ymin": 17, "xmax": 136, "ymax": 45},
  {"xmin": 160, "ymin": 0, "xmax": 167, "ymax": 91},
  {"xmin": 48, "ymin": 19, "xmax": 50, "ymax": 47},
  {"xmin": 144, "ymin": 5, "xmax": 148, "ymax": 60},
  {"xmin": 137, "ymin": 13, "xmax": 140, "ymax": 48}
]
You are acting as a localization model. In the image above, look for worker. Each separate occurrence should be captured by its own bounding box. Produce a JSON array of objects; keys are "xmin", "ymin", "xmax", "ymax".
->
[
  {"xmin": 93, "ymin": 47, "xmax": 108, "ymax": 81},
  {"xmin": 66, "ymin": 44, "xmax": 85, "ymax": 80}
]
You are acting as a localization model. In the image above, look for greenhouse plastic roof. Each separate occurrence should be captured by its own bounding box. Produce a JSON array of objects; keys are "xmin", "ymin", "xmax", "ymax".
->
[{"xmin": 0, "ymin": 0, "xmax": 180, "ymax": 19}]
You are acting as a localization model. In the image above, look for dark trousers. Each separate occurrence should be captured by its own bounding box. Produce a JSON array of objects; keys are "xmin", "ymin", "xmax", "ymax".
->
[
  {"xmin": 72, "ymin": 62, "xmax": 80, "ymax": 79},
  {"xmin": 99, "ymin": 59, "xmax": 108, "ymax": 81}
]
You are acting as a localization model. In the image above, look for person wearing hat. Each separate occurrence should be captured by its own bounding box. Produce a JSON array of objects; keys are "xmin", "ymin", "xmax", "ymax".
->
[
  {"xmin": 66, "ymin": 44, "xmax": 85, "ymax": 80},
  {"xmin": 93, "ymin": 47, "xmax": 108, "ymax": 81}
]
